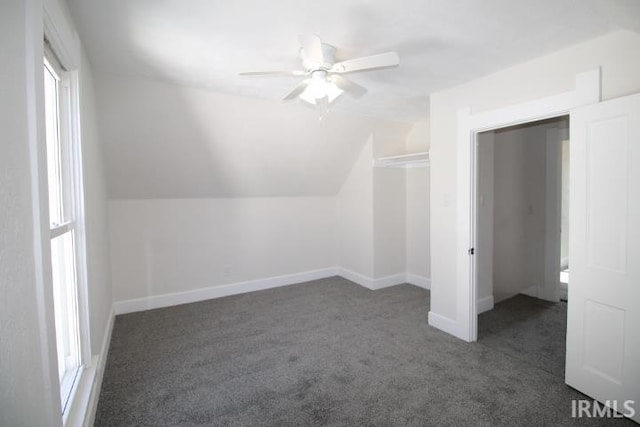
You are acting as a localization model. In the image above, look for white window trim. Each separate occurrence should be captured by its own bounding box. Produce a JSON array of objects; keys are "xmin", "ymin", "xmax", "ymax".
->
[
  {"xmin": 44, "ymin": 44, "xmax": 92, "ymax": 424},
  {"xmin": 41, "ymin": 2, "xmax": 97, "ymax": 426}
]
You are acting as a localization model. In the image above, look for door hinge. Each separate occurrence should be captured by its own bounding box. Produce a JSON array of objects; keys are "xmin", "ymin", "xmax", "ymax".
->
[{"xmin": 468, "ymin": 248, "xmax": 475, "ymax": 255}]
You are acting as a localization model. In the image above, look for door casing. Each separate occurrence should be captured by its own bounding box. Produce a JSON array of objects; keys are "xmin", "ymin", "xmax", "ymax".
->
[{"xmin": 452, "ymin": 68, "xmax": 601, "ymax": 342}]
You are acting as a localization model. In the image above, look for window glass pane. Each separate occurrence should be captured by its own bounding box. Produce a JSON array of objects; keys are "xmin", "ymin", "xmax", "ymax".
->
[
  {"xmin": 57, "ymin": 80, "xmax": 74, "ymax": 223},
  {"xmin": 50, "ymin": 231, "xmax": 80, "ymax": 408},
  {"xmin": 44, "ymin": 62, "xmax": 63, "ymax": 227},
  {"xmin": 44, "ymin": 59, "xmax": 73, "ymax": 226}
]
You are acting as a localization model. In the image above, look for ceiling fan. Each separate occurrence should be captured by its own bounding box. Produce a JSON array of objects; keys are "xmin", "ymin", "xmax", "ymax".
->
[{"xmin": 239, "ymin": 34, "xmax": 400, "ymax": 116}]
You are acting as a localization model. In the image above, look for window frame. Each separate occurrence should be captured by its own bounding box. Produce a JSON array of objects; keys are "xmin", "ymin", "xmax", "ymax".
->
[{"xmin": 43, "ymin": 41, "xmax": 92, "ymax": 422}]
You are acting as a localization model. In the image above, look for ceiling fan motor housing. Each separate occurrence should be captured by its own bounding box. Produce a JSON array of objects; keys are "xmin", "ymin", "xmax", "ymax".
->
[{"xmin": 300, "ymin": 43, "xmax": 336, "ymax": 71}]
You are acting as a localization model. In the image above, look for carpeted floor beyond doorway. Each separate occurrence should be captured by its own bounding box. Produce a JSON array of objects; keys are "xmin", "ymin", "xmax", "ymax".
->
[
  {"xmin": 478, "ymin": 294, "xmax": 567, "ymax": 378},
  {"xmin": 95, "ymin": 277, "xmax": 633, "ymax": 426}
]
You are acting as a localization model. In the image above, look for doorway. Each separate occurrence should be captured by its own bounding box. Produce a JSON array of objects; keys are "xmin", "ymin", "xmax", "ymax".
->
[
  {"xmin": 475, "ymin": 116, "xmax": 569, "ymax": 309},
  {"xmin": 453, "ymin": 69, "xmax": 600, "ymax": 344},
  {"xmin": 475, "ymin": 116, "xmax": 569, "ymax": 377},
  {"xmin": 453, "ymin": 71, "xmax": 639, "ymax": 421}
]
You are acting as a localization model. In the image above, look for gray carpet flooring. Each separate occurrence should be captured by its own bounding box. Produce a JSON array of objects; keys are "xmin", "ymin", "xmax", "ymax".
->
[
  {"xmin": 95, "ymin": 277, "xmax": 634, "ymax": 426},
  {"xmin": 478, "ymin": 294, "xmax": 568, "ymax": 379}
]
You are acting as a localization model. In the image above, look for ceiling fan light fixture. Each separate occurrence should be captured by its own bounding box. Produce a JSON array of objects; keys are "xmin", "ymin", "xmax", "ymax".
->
[
  {"xmin": 298, "ymin": 70, "xmax": 343, "ymax": 105},
  {"xmin": 299, "ymin": 81, "xmax": 343, "ymax": 105}
]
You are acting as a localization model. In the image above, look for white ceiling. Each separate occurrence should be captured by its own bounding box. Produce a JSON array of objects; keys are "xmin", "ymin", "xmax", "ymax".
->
[{"xmin": 67, "ymin": 0, "xmax": 640, "ymax": 122}]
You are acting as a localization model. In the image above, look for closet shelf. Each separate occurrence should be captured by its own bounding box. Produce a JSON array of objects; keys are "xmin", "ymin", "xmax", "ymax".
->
[{"xmin": 373, "ymin": 151, "xmax": 430, "ymax": 168}]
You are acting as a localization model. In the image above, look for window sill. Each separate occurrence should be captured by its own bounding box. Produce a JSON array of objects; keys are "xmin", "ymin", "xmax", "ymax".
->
[{"xmin": 62, "ymin": 356, "xmax": 99, "ymax": 427}]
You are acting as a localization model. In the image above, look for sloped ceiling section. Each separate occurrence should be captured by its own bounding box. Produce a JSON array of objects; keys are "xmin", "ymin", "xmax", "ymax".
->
[
  {"xmin": 69, "ymin": 0, "xmax": 640, "ymax": 121},
  {"xmin": 97, "ymin": 74, "xmax": 411, "ymax": 199},
  {"xmin": 75, "ymin": 0, "xmax": 640, "ymax": 199}
]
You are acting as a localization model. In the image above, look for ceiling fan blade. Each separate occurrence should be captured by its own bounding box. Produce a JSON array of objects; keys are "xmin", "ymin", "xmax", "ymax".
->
[
  {"xmin": 239, "ymin": 70, "xmax": 307, "ymax": 77},
  {"xmin": 330, "ymin": 51, "xmax": 399, "ymax": 74},
  {"xmin": 283, "ymin": 79, "xmax": 311, "ymax": 100},
  {"xmin": 329, "ymin": 75, "xmax": 367, "ymax": 98},
  {"xmin": 299, "ymin": 34, "xmax": 324, "ymax": 65}
]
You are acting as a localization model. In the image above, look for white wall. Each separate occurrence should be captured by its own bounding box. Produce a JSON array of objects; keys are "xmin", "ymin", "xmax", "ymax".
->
[
  {"xmin": 492, "ymin": 124, "xmax": 547, "ymax": 303},
  {"xmin": 406, "ymin": 167, "xmax": 430, "ymax": 280},
  {"xmin": 107, "ymin": 167, "xmax": 426, "ymax": 304},
  {"xmin": 1, "ymin": 0, "xmax": 112, "ymax": 424},
  {"xmin": 100, "ymin": 72, "xmax": 422, "ymax": 301},
  {"xmin": 95, "ymin": 74, "xmax": 411, "ymax": 199},
  {"xmin": 80, "ymin": 50, "xmax": 113, "ymax": 356},
  {"xmin": 477, "ymin": 119, "xmax": 567, "ymax": 306},
  {"xmin": 429, "ymin": 30, "xmax": 640, "ymax": 327},
  {"xmin": 109, "ymin": 197, "xmax": 336, "ymax": 302},
  {"xmin": 0, "ymin": 1, "xmax": 58, "ymax": 424},
  {"xmin": 405, "ymin": 120, "xmax": 431, "ymax": 282},
  {"xmin": 373, "ymin": 167, "xmax": 406, "ymax": 277},
  {"xmin": 492, "ymin": 127, "xmax": 529, "ymax": 301},
  {"xmin": 405, "ymin": 119, "xmax": 430, "ymax": 153},
  {"xmin": 337, "ymin": 138, "xmax": 375, "ymax": 277},
  {"xmin": 371, "ymin": 125, "xmax": 409, "ymax": 279},
  {"xmin": 476, "ymin": 132, "xmax": 494, "ymax": 307},
  {"xmin": 521, "ymin": 124, "xmax": 548, "ymax": 299},
  {"xmin": 335, "ymin": 124, "xmax": 431, "ymax": 284}
]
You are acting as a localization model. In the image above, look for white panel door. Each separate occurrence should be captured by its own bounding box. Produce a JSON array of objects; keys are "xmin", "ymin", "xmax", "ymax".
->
[{"xmin": 567, "ymin": 93, "xmax": 640, "ymax": 422}]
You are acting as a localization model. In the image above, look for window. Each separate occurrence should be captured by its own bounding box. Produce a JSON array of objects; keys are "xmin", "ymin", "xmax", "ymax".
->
[{"xmin": 43, "ymin": 45, "xmax": 87, "ymax": 416}]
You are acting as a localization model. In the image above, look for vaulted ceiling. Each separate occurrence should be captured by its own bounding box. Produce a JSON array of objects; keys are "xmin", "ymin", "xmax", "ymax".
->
[
  {"xmin": 68, "ymin": 0, "xmax": 640, "ymax": 122},
  {"xmin": 95, "ymin": 74, "xmax": 412, "ymax": 199}
]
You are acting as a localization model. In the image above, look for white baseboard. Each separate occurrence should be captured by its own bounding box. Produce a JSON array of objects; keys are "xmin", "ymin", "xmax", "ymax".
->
[
  {"xmin": 476, "ymin": 296, "xmax": 494, "ymax": 314},
  {"xmin": 83, "ymin": 305, "xmax": 115, "ymax": 427},
  {"xmin": 114, "ymin": 268, "xmax": 338, "ymax": 315},
  {"xmin": 114, "ymin": 267, "xmax": 432, "ymax": 316},
  {"xmin": 520, "ymin": 284, "xmax": 560, "ymax": 303},
  {"xmin": 336, "ymin": 268, "xmax": 374, "ymax": 289},
  {"xmin": 428, "ymin": 311, "xmax": 461, "ymax": 338},
  {"xmin": 519, "ymin": 285, "xmax": 537, "ymax": 299},
  {"xmin": 406, "ymin": 274, "xmax": 431, "ymax": 289},
  {"xmin": 370, "ymin": 273, "xmax": 407, "ymax": 290},
  {"xmin": 337, "ymin": 268, "xmax": 424, "ymax": 290}
]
